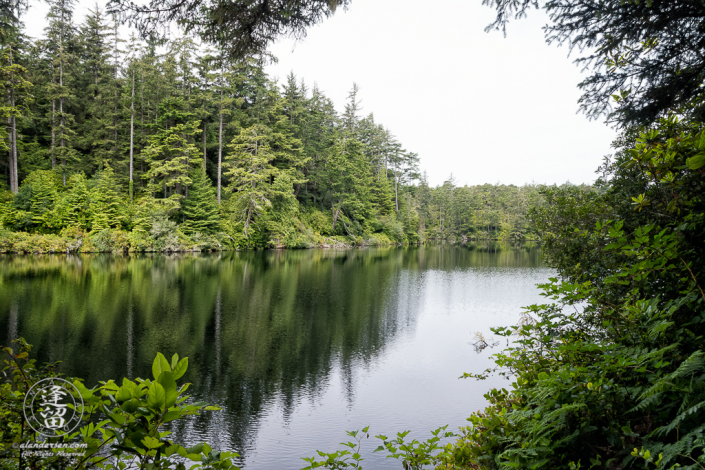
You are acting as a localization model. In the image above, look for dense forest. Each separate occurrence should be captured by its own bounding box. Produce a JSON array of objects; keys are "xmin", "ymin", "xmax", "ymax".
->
[
  {"xmin": 0, "ymin": 2, "xmax": 553, "ymax": 253},
  {"xmin": 2, "ymin": 0, "xmax": 705, "ymax": 469}
]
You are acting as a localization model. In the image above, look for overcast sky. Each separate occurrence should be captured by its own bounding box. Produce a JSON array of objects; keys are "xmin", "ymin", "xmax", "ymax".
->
[{"xmin": 24, "ymin": 0, "xmax": 617, "ymax": 187}]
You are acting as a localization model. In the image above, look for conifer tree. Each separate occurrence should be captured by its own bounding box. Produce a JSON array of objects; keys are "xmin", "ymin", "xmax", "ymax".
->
[
  {"xmin": 214, "ymin": 51, "xmax": 237, "ymax": 203},
  {"xmin": 54, "ymin": 172, "xmax": 90, "ymax": 229},
  {"xmin": 76, "ymin": 5, "xmax": 112, "ymax": 171},
  {"xmin": 324, "ymin": 134, "xmax": 371, "ymax": 232},
  {"xmin": 140, "ymin": 97, "xmax": 201, "ymax": 201},
  {"xmin": 372, "ymin": 176, "xmax": 395, "ymax": 216},
  {"xmin": 181, "ymin": 166, "xmax": 219, "ymax": 234},
  {"xmin": 193, "ymin": 50, "xmax": 215, "ymax": 172},
  {"xmin": 44, "ymin": 0, "xmax": 79, "ymax": 185},
  {"xmin": 125, "ymin": 33, "xmax": 141, "ymax": 200},
  {"xmin": 342, "ymin": 83, "xmax": 361, "ymax": 135},
  {"xmin": 225, "ymin": 123, "xmax": 276, "ymax": 237},
  {"xmin": 1, "ymin": 45, "xmax": 32, "ymax": 193},
  {"xmin": 89, "ymin": 166, "xmax": 122, "ymax": 230},
  {"xmin": 22, "ymin": 169, "xmax": 62, "ymax": 232}
]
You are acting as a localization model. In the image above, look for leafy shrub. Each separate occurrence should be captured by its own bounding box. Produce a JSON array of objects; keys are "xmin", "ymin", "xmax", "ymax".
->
[
  {"xmin": 303, "ymin": 208, "xmax": 334, "ymax": 236},
  {"xmin": 302, "ymin": 426, "xmax": 457, "ymax": 470},
  {"xmin": 450, "ymin": 117, "xmax": 705, "ymax": 470},
  {"xmin": 1, "ymin": 339, "xmax": 239, "ymax": 470},
  {"xmin": 89, "ymin": 229, "xmax": 130, "ymax": 253}
]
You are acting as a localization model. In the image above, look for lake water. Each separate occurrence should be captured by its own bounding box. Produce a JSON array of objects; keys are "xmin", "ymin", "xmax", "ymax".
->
[{"xmin": 0, "ymin": 243, "xmax": 551, "ymax": 469}]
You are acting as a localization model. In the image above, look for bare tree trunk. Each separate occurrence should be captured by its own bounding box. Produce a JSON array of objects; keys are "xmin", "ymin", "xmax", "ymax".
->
[
  {"xmin": 331, "ymin": 202, "xmax": 341, "ymax": 231},
  {"xmin": 60, "ymin": 40, "xmax": 66, "ymax": 186},
  {"xmin": 217, "ymin": 87, "xmax": 223, "ymax": 203},
  {"xmin": 129, "ymin": 66, "xmax": 135, "ymax": 201},
  {"xmin": 113, "ymin": 22, "xmax": 119, "ymax": 158},
  {"xmin": 202, "ymin": 119, "xmax": 207, "ymax": 171},
  {"xmin": 51, "ymin": 80, "xmax": 56, "ymax": 169},
  {"xmin": 244, "ymin": 203, "xmax": 253, "ymax": 237},
  {"xmin": 7, "ymin": 46, "xmax": 18, "ymax": 193}
]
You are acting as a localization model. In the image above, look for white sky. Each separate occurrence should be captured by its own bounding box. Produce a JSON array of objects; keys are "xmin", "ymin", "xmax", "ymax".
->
[{"xmin": 23, "ymin": 0, "xmax": 617, "ymax": 187}]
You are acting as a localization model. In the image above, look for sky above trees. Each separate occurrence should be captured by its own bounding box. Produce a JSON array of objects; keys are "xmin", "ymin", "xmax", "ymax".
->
[{"xmin": 24, "ymin": 0, "xmax": 617, "ymax": 187}]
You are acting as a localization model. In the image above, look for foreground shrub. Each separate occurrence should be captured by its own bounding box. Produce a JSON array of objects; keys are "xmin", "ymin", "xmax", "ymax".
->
[
  {"xmin": 1, "ymin": 338, "xmax": 239, "ymax": 470},
  {"xmin": 450, "ymin": 117, "xmax": 705, "ymax": 469}
]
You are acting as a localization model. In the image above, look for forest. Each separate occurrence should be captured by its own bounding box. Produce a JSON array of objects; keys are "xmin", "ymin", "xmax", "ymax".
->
[
  {"xmin": 0, "ymin": 0, "xmax": 551, "ymax": 253},
  {"xmin": 4, "ymin": 0, "xmax": 705, "ymax": 468}
]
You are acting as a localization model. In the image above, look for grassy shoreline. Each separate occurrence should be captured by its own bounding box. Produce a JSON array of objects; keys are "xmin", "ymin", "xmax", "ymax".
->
[{"xmin": 0, "ymin": 228, "xmax": 534, "ymax": 254}]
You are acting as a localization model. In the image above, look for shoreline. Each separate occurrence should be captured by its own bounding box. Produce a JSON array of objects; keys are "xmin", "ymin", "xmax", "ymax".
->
[{"xmin": 0, "ymin": 230, "xmax": 537, "ymax": 255}]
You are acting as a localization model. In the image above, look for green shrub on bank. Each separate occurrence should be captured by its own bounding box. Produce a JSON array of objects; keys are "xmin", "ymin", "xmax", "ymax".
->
[
  {"xmin": 1, "ymin": 339, "xmax": 239, "ymax": 470},
  {"xmin": 447, "ymin": 117, "xmax": 705, "ymax": 469}
]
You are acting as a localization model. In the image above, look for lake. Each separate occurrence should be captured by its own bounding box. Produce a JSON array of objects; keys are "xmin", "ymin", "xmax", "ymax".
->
[{"xmin": 0, "ymin": 243, "xmax": 551, "ymax": 469}]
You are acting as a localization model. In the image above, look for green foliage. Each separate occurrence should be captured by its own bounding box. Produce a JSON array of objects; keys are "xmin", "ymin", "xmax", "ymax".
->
[
  {"xmin": 0, "ymin": 338, "xmax": 63, "ymax": 469},
  {"xmin": 181, "ymin": 167, "xmax": 220, "ymax": 234},
  {"xmin": 54, "ymin": 173, "xmax": 91, "ymax": 230},
  {"xmin": 451, "ymin": 117, "xmax": 705, "ymax": 470},
  {"xmin": 302, "ymin": 426, "xmax": 457, "ymax": 470},
  {"xmin": 2, "ymin": 10, "xmax": 543, "ymax": 249},
  {"xmin": 0, "ymin": 339, "xmax": 239, "ymax": 470},
  {"xmin": 89, "ymin": 167, "xmax": 126, "ymax": 231}
]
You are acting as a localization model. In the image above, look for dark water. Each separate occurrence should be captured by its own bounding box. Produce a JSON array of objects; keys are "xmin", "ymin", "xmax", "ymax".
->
[{"xmin": 1, "ymin": 243, "xmax": 551, "ymax": 469}]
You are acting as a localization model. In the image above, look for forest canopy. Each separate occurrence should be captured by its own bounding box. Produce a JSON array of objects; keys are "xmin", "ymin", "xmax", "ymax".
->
[{"xmin": 0, "ymin": 2, "xmax": 555, "ymax": 253}]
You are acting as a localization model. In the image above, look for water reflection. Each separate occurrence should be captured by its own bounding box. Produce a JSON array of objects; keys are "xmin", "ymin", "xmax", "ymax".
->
[{"xmin": 0, "ymin": 243, "xmax": 545, "ymax": 469}]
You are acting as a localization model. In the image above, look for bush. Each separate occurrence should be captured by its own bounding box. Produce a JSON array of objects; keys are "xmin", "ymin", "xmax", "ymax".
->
[
  {"xmin": 303, "ymin": 208, "xmax": 334, "ymax": 236},
  {"xmin": 1, "ymin": 339, "xmax": 239, "ymax": 470},
  {"xmin": 450, "ymin": 117, "xmax": 705, "ymax": 470},
  {"xmin": 88, "ymin": 229, "xmax": 130, "ymax": 253}
]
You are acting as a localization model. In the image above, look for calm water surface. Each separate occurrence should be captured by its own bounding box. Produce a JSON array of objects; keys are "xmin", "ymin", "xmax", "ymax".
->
[{"xmin": 0, "ymin": 244, "xmax": 551, "ymax": 469}]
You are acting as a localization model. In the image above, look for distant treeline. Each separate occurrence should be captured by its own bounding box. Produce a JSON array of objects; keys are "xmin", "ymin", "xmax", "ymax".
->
[{"xmin": 0, "ymin": 3, "xmax": 578, "ymax": 252}]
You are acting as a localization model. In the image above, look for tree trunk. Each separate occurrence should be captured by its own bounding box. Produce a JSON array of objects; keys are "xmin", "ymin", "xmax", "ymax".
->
[
  {"xmin": 51, "ymin": 81, "xmax": 56, "ymax": 169},
  {"xmin": 331, "ymin": 202, "xmax": 341, "ymax": 231},
  {"xmin": 114, "ymin": 27, "xmax": 119, "ymax": 158},
  {"xmin": 217, "ymin": 87, "xmax": 223, "ymax": 204},
  {"xmin": 8, "ymin": 46, "xmax": 17, "ymax": 193},
  {"xmin": 244, "ymin": 202, "xmax": 253, "ymax": 237},
  {"xmin": 60, "ymin": 46, "xmax": 66, "ymax": 186},
  {"xmin": 129, "ymin": 66, "xmax": 135, "ymax": 201}
]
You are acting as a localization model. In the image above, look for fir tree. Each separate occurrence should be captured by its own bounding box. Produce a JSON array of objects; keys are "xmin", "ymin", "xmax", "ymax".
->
[
  {"xmin": 180, "ymin": 166, "xmax": 219, "ymax": 234},
  {"xmin": 44, "ymin": 0, "xmax": 79, "ymax": 185},
  {"xmin": 225, "ymin": 123, "xmax": 276, "ymax": 237},
  {"xmin": 89, "ymin": 166, "xmax": 122, "ymax": 230}
]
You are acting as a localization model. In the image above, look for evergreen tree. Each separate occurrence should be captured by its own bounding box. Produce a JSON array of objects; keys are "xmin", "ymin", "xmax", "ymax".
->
[
  {"xmin": 0, "ymin": 45, "xmax": 32, "ymax": 193},
  {"xmin": 181, "ymin": 166, "xmax": 220, "ymax": 234},
  {"xmin": 53, "ymin": 172, "xmax": 90, "ymax": 230},
  {"xmin": 44, "ymin": 0, "xmax": 79, "ymax": 185},
  {"xmin": 225, "ymin": 123, "xmax": 276, "ymax": 237},
  {"xmin": 140, "ymin": 97, "xmax": 201, "ymax": 202},
  {"xmin": 76, "ymin": 5, "xmax": 113, "ymax": 171},
  {"xmin": 89, "ymin": 166, "xmax": 122, "ymax": 230}
]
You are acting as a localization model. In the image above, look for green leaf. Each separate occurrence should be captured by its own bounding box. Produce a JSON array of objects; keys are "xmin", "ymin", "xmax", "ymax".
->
[
  {"xmin": 172, "ymin": 357, "xmax": 188, "ymax": 380},
  {"xmin": 109, "ymin": 412, "xmax": 126, "ymax": 425},
  {"xmin": 185, "ymin": 443, "xmax": 204, "ymax": 455},
  {"xmin": 121, "ymin": 398, "xmax": 140, "ymax": 413},
  {"xmin": 147, "ymin": 382, "xmax": 166, "ymax": 410},
  {"xmin": 163, "ymin": 410, "xmax": 182, "ymax": 422},
  {"xmin": 157, "ymin": 371, "xmax": 178, "ymax": 408},
  {"xmin": 116, "ymin": 386, "xmax": 132, "ymax": 402},
  {"xmin": 686, "ymin": 153, "xmax": 705, "ymax": 170},
  {"xmin": 142, "ymin": 436, "xmax": 164, "ymax": 449},
  {"xmin": 152, "ymin": 352, "xmax": 171, "ymax": 380}
]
